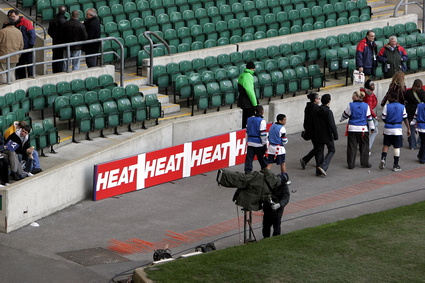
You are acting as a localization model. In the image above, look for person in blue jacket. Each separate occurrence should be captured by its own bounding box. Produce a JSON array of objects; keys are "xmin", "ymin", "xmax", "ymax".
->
[
  {"xmin": 244, "ymin": 105, "xmax": 267, "ymax": 173},
  {"xmin": 356, "ymin": 30, "xmax": 377, "ymax": 79},
  {"xmin": 340, "ymin": 91, "xmax": 375, "ymax": 169},
  {"xmin": 379, "ymin": 92, "xmax": 411, "ymax": 171},
  {"xmin": 266, "ymin": 114, "xmax": 290, "ymax": 185}
]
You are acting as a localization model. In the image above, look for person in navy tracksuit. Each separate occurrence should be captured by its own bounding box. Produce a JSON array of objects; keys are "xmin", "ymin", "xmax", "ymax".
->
[
  {"xmin": 379, "ymin": 92, "xmax": 411, "ymax": 171},
  {"xmin": 340, "ymin": 91, "xmax": 375, "ymax": 169},
  {"xmin": 356, "ymin": 30, "xmax": 378, "ymax": 79}
]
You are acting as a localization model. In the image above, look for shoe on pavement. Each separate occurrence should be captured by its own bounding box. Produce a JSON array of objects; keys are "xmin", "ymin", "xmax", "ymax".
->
[
  {"xmin": 31, "ymin": 168, "xmax": 43, "ymax": 174},
  {"xmin": 379, "ymin": 159, "xmax": 386, "ymax": 170},
  {"xmin": 361, "ymin": 164, "xmax": 372, "ymax": 168},
  {"xmin": 317, "ymin": 167, "xmax": 327, "ymax": 176},
  {"xmin": 26, "ymin": 172, "xmax": 34, "ymax": 177},
  {"xmin": 286, "ymin": 180, "xmax": 291, "ymax": 185},
  {"xmin": 300, "ymin": 158, "xmax": 306, "ymax": 170},
  {"xmin": 393, "ymin": 165, "xmax": 401, "ymax": 172}
]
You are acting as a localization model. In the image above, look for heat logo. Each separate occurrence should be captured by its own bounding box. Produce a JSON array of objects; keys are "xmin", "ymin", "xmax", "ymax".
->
[{"xmin": 93, "ymin": 130, "xmax": 248, "ymax": 200}]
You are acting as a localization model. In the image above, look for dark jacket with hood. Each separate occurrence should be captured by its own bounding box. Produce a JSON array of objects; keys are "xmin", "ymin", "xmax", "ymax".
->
[{"xmin": 237, "ymin": 68, "xmax": 257, "ymax": 109}]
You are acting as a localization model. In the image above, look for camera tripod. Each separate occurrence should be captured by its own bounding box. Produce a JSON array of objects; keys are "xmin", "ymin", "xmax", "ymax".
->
[{"xmin": 243, "ymin": 209, "xmax": 257, "ymax": 243}]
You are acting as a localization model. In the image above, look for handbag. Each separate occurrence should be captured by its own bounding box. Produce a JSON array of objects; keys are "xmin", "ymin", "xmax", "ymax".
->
[
  {"xmin": 353, "ymin": 70, "xmax": 365, "ymax": 85},
  {"xmin": 301, "ymin": 130, "xmax": 311, "ymax": 141}
]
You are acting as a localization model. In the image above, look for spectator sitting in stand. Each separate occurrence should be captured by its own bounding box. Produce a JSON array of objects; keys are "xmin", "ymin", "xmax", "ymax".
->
[
  {"xmin": 4, "ymin": 121, "xmax": 42, "ymax": 174},
  {"xmin": 6, "ymin": 124, "xmax": 34, "ymax": 176}
]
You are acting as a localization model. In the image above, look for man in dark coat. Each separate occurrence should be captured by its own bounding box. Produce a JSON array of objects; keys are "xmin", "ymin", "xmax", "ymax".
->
[
  {"xmin": 314, "ymin": 94, "xmax": 338, "ymax": 176},
  {"xmin": 48, "ymin": 5, "xmax": 67, "ymax": 73},
  {"xmin": 262, "ymin": 174, "xmax": 290, "ymax": 238},
  {"xmin": 62, "ymin": 10, "xmax": 88, "ymax": 71},
  {"xmin": 83, "ymin": 8, "xmax": 101, "ymax": 68},
  {"xmin": 300, "ymin": 92, "xmax": 320, "ymax": 169}
]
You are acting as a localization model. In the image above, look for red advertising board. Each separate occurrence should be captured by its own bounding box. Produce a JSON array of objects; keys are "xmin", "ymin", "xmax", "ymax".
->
[{"xmin": 93, "ymin": 128, "xmax": 254, "ymax": 201}]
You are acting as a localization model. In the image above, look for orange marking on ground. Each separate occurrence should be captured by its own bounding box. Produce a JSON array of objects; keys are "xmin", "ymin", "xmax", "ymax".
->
[{"xmin": 108, "ymin": 166, "xmax": 425, "ymax": 255}]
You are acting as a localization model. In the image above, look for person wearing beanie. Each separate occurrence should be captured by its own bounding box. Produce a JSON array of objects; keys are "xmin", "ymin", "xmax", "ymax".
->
[
  {"xmin": 313, "ymin": 94, "xmax": 338, "ymax": 176},
  {"xmin": 237, "ymin": 61, "xmax": 258, "ymax": 129},
  {"xmin": 361, "ymin": 80, "xmax": 378, "ymax": 153},
  {"xmin": 48, "ymin": 5, "xmax": 67, "ymax": 73},
  {"xmin": 262, "ymin": 174, "xmax": 290, "ymax": 238}
]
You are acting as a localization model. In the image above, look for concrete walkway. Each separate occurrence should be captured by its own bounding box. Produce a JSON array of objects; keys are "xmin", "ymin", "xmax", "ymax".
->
[{"xmin": 1, "ymin": 121, "xmax": 424, "ymax": 282}]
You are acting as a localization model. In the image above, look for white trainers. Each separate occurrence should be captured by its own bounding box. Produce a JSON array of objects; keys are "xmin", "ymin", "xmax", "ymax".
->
[
  {"xmin": 26, "ymin": 172, "xmax": 34, "ymax": 177},
  {"xmin": 379, "ymin": 159, "xmax": 386, "ymax": 170},
  {"xmin": 393, "ymin": 165, "xmax": 401, "ymax": 172}
]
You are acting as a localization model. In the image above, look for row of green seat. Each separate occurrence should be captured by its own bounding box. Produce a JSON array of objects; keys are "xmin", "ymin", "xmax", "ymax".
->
[
  {"xmin": 133, "ymin": 15, "xmax": 372, "ymax": 70},
  {"xmin": 30, "ymin": 118, "xmax": 59, "ymax": 155},
  {"xmin": 52, "ymin": 92, "xmax": 162, "ymax": 141},
  {"xmin": 172, "ymin": 63, "xmax": 323, "ymax": 115},
  {"xmin": 149, "ymin": 22, "xmax": 422, "ymax": 105}
]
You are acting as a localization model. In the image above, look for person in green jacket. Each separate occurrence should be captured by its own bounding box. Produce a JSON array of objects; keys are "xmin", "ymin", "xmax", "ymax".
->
[{"xmin": 237, "ymin": 62, "xmax": 258, "ymax": 129}]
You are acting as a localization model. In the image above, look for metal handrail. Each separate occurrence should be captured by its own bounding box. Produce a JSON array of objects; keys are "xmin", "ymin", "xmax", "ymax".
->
[
  {"xmin": 393, "ymin": 0, "xmax": 424, "ymax": 32},
  {"xmin": 0, "ymin": 37, "xmax": 125, "ymax": 85},
  {"xmin": 143, "ymin": 31, "xmax": 172, "ymax": 86},
  {"xmin": 2, "ymin": 0, "xmax": 47, "ymax": 39}
]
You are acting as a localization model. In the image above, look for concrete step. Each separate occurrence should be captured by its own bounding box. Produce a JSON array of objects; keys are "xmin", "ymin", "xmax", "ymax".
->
[{"xmin": 369, "ymin": 0, "xmax": 406, "ymax": 19}]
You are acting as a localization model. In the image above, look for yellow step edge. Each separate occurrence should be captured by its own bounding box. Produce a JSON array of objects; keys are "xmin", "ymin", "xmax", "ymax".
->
[
  {"xmin": 159, "ymin": 113, "xmax": 191, "ymax": 120},
  {"xmin": 322, "ymin": 83, "xmax": 345, "ymax": 90}
]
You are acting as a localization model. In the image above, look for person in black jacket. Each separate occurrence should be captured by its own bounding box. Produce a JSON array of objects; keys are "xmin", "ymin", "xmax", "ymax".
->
[
  {"xmin": 83, "ymin": 8, "xmax": 101, "ymax": 68},
  {"xmin": 6, "ymin": 124, "xmax": 33, "ymax": 175},
  {"xmin": 48, "ymin": 5, "xmax": 67, "ymax": 73},
  {"xmin": 300, "ymin": 92, "xmax": 320, "ymax": 169},
  {"xmin": 314, "ymin": 94, "xmax": 338, "ymax": 176},
  {"xmin": 62, "ymin": 10, "xmax": 88, "ymax": 71},
  {"xmin": 262, "ymin": 173, "xmax": 290, "ymax": 238},
  {"xmin": 405, "ymin": 79, "xmax": 425, "ymax": 150}
]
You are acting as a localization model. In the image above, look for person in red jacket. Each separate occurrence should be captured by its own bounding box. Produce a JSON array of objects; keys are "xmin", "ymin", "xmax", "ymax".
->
[
  {"xmin": 356, "ymin": 31, "xmax": 378, "ymax": 80},
  {"xmin": 7, "ymin": 10, "xmax": 36, "ymax": 79},
  {"xmin": 361, "ymin": 80, "xmax": 378, "ymax": 153}
]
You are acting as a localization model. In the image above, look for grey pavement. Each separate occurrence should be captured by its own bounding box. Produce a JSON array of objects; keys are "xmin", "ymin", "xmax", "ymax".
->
[{"xmin": 1, "ymin": 118, "xmax": 425, "ymax": 282}]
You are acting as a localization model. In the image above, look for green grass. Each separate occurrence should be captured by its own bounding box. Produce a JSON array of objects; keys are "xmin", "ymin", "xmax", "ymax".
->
[{"xmin": 144, "ymin": 201, "xmax": 425, "ymax": 283}]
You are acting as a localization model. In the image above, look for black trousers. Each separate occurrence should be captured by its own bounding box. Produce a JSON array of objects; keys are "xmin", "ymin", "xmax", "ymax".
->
[
  {"xmin": 316, "ymin": 140, "xmax": 335, "ymax": 174},
  {"xmin": 244, "ymin": 145, "xmax": 267, "ymax": 173},
  {"xmin": 0, "ymin": 157, "xmax": 9, "ymax": 184},
  {"xmin": 52, "ymin": 47, "xmax": 65, "ymax": 73},
  {"xmin": 85, "ymin": 54, "xmax": 97, "ymax": 68},
  {"xmin": 347, "ymin": 132, "xmax": 369, "ymax": 168},
  {"xmin": 262, "ymin": 209, "xmax": 283, "ymax": 238},
  {"xmin": 241, "ymin": 107, "xmax": 255, "ymax": 129},
  {"xmin": 15, "ymin": 51, "xmax": 34, "ymax": 79},
  {"xmin": 302, "ymin": 139, "xmax": 318, "ymax": 165}
]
